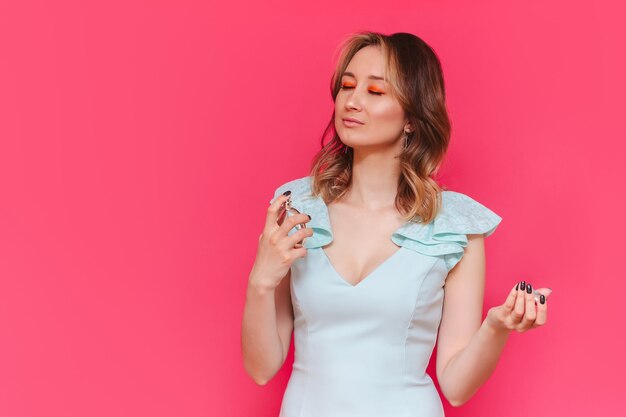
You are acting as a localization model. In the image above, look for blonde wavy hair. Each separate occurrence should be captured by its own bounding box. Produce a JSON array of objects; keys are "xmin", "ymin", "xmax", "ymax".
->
[{"xmin": 309, "ymin": 31, "xmax": 451, "ymax": 224}]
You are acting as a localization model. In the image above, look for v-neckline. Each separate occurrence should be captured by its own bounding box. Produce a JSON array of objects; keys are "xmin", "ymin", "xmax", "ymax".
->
[
  {"xmin": 314, "ymin": 194, "xmax": 410, "ymax": 288},
  {"xmin": 320, "ymin": 246, "xmax": 404, "ymax": 288}
]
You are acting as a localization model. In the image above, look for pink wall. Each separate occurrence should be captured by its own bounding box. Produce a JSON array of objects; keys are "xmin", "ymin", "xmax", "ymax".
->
[{"xmin": 1, "ymin": 1, "xmax": 624, "ymax": 416}]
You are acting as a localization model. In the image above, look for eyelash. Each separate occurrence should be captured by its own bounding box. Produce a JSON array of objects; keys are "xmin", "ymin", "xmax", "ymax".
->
[{"xmin": 340, "ymin": 85, "xmax": 384, "ymax": 95}]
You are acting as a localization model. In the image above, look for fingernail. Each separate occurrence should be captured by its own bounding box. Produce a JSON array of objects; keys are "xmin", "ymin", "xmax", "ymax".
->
[
  {"xmin": 515, "ymin": 282, "xmax": 519, "ymax": 291},
  {"xmin": 307, "ymin": 214, "xmax": 311, "ymax": 220},
  {"xmin": 526, "ymin": 283, "xmax": 532, "ymax": 294},
  {"xmin": 520, "ymin": 281, "xmax": 526, "ymax": 291},
  {"xmin": 283, "ymin": 190, "xmax": 291, "ymax": 196},
  {"xmin": 540, "ymin": 294, "xmax": 546, "ymax": 304}
]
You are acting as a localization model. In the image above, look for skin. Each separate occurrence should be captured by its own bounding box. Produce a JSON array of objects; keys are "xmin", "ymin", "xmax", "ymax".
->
[
  {"xmin": 322, "ymin": 45, "xmax": 416, "ymax": 285},
  {"xmin": 242, "ymin": 45, "xmax": 552, "ymax": 399}
]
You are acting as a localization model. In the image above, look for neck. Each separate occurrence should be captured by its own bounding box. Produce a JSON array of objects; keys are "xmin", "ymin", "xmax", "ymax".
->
[{"xmin": 343, "ymin": 143, "xmax": 402, "ymax": 211}]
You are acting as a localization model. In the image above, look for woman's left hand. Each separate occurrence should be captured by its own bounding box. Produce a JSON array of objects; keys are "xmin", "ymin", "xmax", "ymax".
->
[{"xmin": 486, "ymin": 281, "xmax": 552, "ymax": 333}]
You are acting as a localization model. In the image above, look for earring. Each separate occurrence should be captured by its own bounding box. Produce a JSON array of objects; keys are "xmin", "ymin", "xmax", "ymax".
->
[{"xmin": 403, "ymin": 130, "xmax": 411, "ymax": 149}]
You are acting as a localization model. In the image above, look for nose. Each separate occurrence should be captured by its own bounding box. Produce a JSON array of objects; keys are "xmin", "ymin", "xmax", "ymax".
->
[{"xmin": 344, "ymin": 87, "xmax": 363, "ymax": 111}]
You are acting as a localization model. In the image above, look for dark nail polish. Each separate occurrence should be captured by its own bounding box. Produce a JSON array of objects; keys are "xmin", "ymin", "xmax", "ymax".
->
[
  {"xmin": 307, "ymin": 214, "xmax": 311, "ymax": 220},
  {"xmin": 520, "ymin": 281, "xmax": 526, "ymax": 291},
  {"xmin": 515, "ymin": 282, "xmax": 519, "ymax": 291},
  {"xmin": 540, "ymin": 294, "xmax": 545, "ymax": 304},
  {"xmin": 526, "ymin": 284, "xmax": 532, "ymax": 294},
  {"xmin": 283, "ymin": 190, "xmax": 291, "ymax": 196}
]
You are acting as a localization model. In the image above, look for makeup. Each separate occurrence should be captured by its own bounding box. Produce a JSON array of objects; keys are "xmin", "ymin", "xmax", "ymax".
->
[{"xmin": 277, "ymin": 196, "xmax": 308, "ymax": 247}]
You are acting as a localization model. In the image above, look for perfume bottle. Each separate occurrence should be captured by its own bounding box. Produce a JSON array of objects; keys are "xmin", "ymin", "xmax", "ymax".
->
[
  {"xmin": 277, "ymin": 196, "xmax": 308, "ymax": 247},
  {"xmin": 533, "ymin": 289, "xmax": 552, "ymax": 303}
]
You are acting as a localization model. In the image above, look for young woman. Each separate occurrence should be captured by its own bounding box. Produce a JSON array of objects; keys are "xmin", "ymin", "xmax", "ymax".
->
[{"xmin": 242, "ymin": 31, "xmax": 551, "ymax": 417}]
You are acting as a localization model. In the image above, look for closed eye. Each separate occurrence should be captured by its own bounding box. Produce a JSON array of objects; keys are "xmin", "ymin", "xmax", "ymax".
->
[{"xmin": 340, "ymin": 85, "xmax": 384, "ymax": 96}]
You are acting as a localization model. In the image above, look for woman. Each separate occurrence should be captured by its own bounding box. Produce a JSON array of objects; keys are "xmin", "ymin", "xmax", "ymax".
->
[{"xmin": 242, "ymin": 31, "xmax": 551, "ymax": 417}]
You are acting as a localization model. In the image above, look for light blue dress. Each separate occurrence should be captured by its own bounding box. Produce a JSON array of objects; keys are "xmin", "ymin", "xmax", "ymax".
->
[{"xmin": 270, "ymin": 176, "xmax": 502, "ymax": 417}]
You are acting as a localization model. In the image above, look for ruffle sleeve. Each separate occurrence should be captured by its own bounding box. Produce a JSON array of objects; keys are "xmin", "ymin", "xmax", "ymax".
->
[
  {"xmin": 269, "ymin": 177, "xmax": 503, "ymax": 272},
  {"xmin": 391, "ymin": 191, "xmax": 503, "ymax": 272},
  {"xmin": 269, "ymin": 176, "xmax": 333, "ymax": 249}
]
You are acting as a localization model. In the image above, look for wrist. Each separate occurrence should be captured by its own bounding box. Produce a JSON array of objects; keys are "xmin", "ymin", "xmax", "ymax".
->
[
  {"xmin": 248, "ymin": 274, "xmax": 276, "ymax": 295},
  {"xmin": 484, "ymin": 311, "xmax": 511, "ymax": 336}
]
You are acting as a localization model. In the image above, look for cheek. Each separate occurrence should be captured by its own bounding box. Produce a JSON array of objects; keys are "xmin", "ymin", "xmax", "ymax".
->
[
  {"xmin": 371, "ymin": 101, "xmax": 404, "ymax": 122},
  {"xmin": 334, "ymin": 97, "xmax": 343, "ymax": 112},
  {"xmin": 334, "ymin": 99, "xmax": 346, "ymax": 122}
]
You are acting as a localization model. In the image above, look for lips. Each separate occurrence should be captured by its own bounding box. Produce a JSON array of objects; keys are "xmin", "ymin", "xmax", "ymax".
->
[{"xmin": 342, "ymin": 117, "xmax": 364, "ymax": 124}]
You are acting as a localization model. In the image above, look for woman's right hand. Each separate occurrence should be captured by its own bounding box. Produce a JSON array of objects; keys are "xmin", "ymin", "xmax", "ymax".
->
[{"xmin": 249, "ymin": 192, "xmax": 314, "ymax": 291}]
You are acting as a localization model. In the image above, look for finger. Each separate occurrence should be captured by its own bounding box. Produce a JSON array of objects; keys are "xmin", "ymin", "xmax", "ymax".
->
[
  {"xmin": 292, "ymin": 246, "xmax": 308, "ymax": 259},
  {"xmin": 278, "ymin": 212, "xmax": 311, "ymax": 238},
  {"xmin": 287, "ymin": 226, "xmax": 314, "ymax": 248},
  {"xmin": 265, "ymin": 192, "xmax": 291, "ymax": 231},
  {"xmin": 532, "ymin": 294, "xmax": 548, "ymax": 328},
  {"xmin": 512, "ymin": 281, "xmax": 526, "ymax": 324},
  {"xmin": 522, "ymin": 283, "xmax": 537, "ymax": 327},
  {"xmin": 502, "ymin": 283, "xmax": 519, "ymax": 312},
  {"xmin": 535, "ymin": 287, "xmax": 553, "ymax": 299}
]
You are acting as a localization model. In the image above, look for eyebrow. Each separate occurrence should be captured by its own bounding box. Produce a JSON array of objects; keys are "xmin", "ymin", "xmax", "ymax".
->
[{"xmin": 341, "ymin": 71, "xmax": 386, "ymax": 82}]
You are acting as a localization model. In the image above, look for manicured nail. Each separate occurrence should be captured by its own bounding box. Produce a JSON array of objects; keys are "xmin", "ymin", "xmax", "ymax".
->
[
  {"xmin": 526, "ymin": 283, "xmax": 532, "ymax": 294},
  {"xmin": 283, "ymin": 190, "xmax": 291, "ymax": 196},
  {"xmin": 520, "ymin": 281, "xmax": 526, "ymax": 291},
  {"xmin": 540, "ymin": 294, "xmax": 546, "ymax": 304},
  {"xmin": 307, "ymin": 214, "xmax": 311, "ymax": 220},
  {"xmin": 516, "ymin": 282, "xmax": 519, "ymax": 291}
]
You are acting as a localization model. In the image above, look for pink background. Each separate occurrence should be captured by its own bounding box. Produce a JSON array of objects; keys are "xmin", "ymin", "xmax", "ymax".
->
[{"xmin": 1, "ymin": 1, "xmax": 625, "ymax": 416}]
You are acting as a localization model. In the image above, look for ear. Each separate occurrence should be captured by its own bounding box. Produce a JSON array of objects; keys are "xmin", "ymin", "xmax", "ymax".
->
[{"xmin": 404, "ymin": 123, "xmax": 413, "ymax": 133}]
